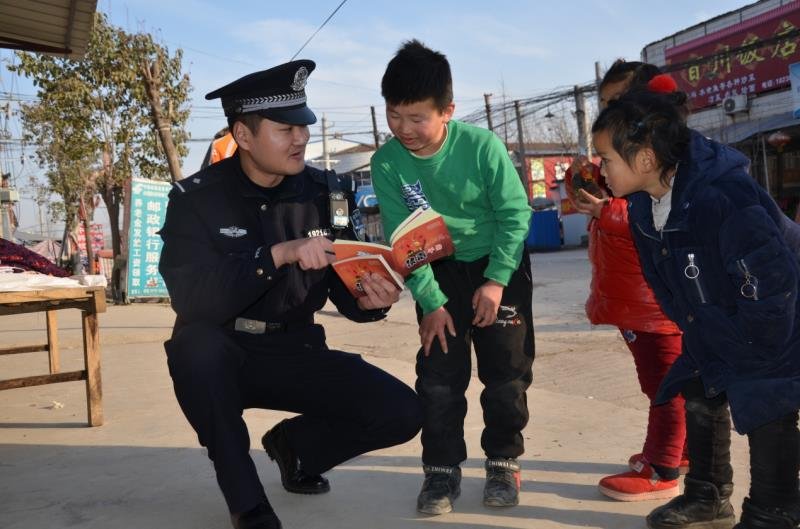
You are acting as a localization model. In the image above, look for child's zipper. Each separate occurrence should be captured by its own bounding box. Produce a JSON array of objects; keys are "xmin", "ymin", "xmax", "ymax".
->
[
  {"xmin": 684, "ymin": 253, "xmax": 707, "ymax": 304},
  {"xmin": 736, "ymin": 259, "xmax": 759, "ymax": 300}
]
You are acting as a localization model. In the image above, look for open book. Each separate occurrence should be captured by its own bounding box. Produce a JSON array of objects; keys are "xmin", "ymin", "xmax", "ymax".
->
[{"xmin": 331, "ymin": 207, "xmax": 454, "ymax": 297}]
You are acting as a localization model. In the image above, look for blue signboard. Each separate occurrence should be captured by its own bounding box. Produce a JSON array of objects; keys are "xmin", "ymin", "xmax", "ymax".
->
[
  {"xmin": 792, "ymin": 62, "xmax": 800, "ymax": 119},
  {"xmin": 126, "ymin": 178, "xmax": 170, "ymax": 298}
]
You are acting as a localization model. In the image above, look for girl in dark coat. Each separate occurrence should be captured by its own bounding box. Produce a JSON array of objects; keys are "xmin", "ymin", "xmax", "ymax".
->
[{"xmin": 592, "ymin": 88, "xmax": 800, "ymax": 529}]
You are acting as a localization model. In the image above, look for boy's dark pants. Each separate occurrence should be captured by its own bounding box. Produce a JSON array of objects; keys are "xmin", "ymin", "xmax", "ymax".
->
[
  {"xmin": 682, "ymin": 377, "xmax": 800, "ymax": 509},
  {"xmin": 415, "ymin": 253, "xmax": 535, "ymax": 466}
]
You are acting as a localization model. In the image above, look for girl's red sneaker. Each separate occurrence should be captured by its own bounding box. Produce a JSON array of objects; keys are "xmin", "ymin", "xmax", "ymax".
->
[
  {"xmin": 599, "ymin": 459, "xmax": 679, "ymax": 502},
  {"xmin": 628, "ymin": 452, "xmax": 689, "ymax": 475}
]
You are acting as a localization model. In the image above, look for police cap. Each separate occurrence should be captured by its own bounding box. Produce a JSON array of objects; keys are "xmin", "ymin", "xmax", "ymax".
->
[{"xmin": 205, "ymin": 60, "xmax": 317, "ymax": 125}]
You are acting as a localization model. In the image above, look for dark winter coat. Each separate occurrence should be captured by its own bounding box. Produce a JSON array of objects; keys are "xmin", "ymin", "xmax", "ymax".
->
[{"xmin": 628, "ymin": 130, "xmax": 800, "ymax": 434}]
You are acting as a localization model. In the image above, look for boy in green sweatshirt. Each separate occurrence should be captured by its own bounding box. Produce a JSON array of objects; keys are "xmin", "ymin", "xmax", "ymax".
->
[{"xmin": 371, "ymin": 40, "xmax": 535, "ymax": 515}]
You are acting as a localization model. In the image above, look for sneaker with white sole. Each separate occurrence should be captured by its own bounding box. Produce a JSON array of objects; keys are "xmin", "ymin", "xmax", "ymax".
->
[{"xmin": 417, "ymin": 465, "xmax": 461, "ymax": 515}]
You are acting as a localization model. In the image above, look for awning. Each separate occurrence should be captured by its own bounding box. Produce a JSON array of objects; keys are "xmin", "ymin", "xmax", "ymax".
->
[
  {"xmin": 698, "ymin": 111, "xmax": 800, "ymax": 145},
  {"xmin": 0, "ymin": 0, "xmax": 98, "ymax": 58}
]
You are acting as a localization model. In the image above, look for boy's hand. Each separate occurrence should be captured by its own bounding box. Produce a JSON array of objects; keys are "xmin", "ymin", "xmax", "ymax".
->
[
  {"xmin": 420, "ymin": 306, "xmax": 456, "ymax": 356},
  {"xmin": 573, "ymin": 188, "xmax": 609, "ymax": 219},
  {"xmin": 472, "ymin": 280, "xmax": 504, "ymax": 327},
  {"xmin": 357, "ymin": 273, "xmax": 401, "ymax": 310}
]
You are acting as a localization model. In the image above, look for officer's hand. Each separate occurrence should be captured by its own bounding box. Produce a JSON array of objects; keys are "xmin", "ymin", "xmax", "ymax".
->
[
  {"xmin": 356, "ymin": 273, "xmax": 401, "ymax": 310},
  {"xmin": 471, "ymin": 280, "xmax": 503, "ymax": 327},
  {"xmin": 419, "ymin": 306, "xmax": 456, "ymax": 356},
  {"xmin": 272, "ymin": 237, "xmax": 335, "ymax": 270}
]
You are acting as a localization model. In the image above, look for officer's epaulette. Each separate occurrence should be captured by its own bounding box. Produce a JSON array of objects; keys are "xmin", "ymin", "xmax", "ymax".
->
[
  {"xmin": 307, "ymin": 166, "xmax": 356, "ymax": 193},
  {"xmin": 168, "ymin": 161, "xmax": 229, "ymax": 198}
]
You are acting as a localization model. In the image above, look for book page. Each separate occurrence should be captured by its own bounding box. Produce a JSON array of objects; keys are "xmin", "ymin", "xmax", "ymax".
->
[
  {"xmin": 331, "ymin": 254, "xmax": 404, "ymax": 298},
  {"xmin": 389, "ymin": 206, "xmax": 427, "ymax": 243},
  {"xmin": 390, "ymin": 210, "xmax": 454, "ymax": 275},
  {"xmin": 332, "ymin": 239, "xmax": 395, "ymax": 266}
]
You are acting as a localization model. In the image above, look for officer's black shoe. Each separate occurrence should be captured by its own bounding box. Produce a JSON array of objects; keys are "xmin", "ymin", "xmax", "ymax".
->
[
  {"xmin": 231, "ymin": 501, "xmax": 282, "ymax": 529},
  {"xmin": 262, "ymin": 420, "xmax": 330, "ymax": 495},
  {"xmin": 732, "ymin": 497, "xmax": 800, "ymax": 529},
  {"xmin": 646, "ymin": 478, "xmax": 735, "ymax": 529},
  {"xmin": 416, "ymin": 465, "xmax": 461, "ymax": 515}
]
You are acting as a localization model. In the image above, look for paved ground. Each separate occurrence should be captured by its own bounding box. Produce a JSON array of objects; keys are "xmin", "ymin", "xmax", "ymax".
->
[{"xmin": 0, "ymin": 248, "xmax": 749, "ymax": 529}]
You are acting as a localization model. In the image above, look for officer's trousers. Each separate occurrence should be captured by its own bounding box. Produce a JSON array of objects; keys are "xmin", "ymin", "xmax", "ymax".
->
[
  {"xmin": 165, "ymin": 323, "xmax": 422, "ymax": 514},
  {"xmin": 415, "ymin": 253, "xmax": 535, "ymax": 466}
]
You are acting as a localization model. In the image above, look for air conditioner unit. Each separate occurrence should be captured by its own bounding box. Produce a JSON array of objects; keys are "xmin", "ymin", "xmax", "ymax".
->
[{"xmin": 723, "ymin": 94, "xmax": 750, "ymax": 114}]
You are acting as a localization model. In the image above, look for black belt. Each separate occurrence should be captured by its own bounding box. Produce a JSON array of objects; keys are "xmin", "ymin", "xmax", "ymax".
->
[{"xmin": 226, "ymin": 317, "xmax": 313, "ymax": 335}]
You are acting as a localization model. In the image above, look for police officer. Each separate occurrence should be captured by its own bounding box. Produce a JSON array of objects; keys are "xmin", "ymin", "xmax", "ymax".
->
[{"xmin": 159, "ymin": 60, "xmax": 422, "ymax": 529}]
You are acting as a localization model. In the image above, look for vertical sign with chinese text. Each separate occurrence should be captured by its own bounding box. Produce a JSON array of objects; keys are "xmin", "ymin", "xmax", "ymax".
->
[{"xmin": 126, "ymin": 178, "xmax": 170, "ymax": 298}]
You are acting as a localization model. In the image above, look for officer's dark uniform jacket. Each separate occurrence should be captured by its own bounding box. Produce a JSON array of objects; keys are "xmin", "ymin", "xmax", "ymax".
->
[
  {"xmin": 628, "ymin": 131, "xmax": 800, "ymax": 435},
  {"xmin": 159, "ymin": 153, "xmax": 386, "ymax": 332}
]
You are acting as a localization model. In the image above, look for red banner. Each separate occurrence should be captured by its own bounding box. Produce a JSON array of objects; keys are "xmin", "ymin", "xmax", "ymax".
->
[
  {"xmin": 665, "ymin": 2, "xmax": 800, "ymax": 110},
  {"xmin": 77, "ymin": 223, "xmax": 104, "ymax": 255}
]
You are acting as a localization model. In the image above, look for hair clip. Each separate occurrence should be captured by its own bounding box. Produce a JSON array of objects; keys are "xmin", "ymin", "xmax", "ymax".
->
[
  {"xmin": 628, "ymin": 120, "xmax": 646, "ymax": 138},
  {"xmin": 647, "ymin": 74, "xmax": 678, "ymax": 94}
]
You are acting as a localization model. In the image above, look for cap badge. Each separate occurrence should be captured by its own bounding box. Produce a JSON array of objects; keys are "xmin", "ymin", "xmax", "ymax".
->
[{"xmin": 291, "ymin": 66, "xmax": 309, "ymax": 91}]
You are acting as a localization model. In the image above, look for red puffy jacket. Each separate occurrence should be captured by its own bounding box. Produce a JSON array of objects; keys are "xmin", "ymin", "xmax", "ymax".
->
[
  {"xmin": 567, "ymin": 164, "xmax": 679, "ymax": 334},
  {"xmin": 586, "ymin": 198, "xmax": 680, "ymax": 334}
]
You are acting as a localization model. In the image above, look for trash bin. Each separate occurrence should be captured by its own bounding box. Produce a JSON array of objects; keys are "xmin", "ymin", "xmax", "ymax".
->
[{"xmin": 526, "ymin": 209, "xmax": 561, "ymax": 251}]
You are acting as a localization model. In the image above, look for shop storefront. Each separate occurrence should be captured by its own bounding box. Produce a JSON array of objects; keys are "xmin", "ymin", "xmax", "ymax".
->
[{"xmin": 642, "ymin": 0, "xmax": 800, "ymax": 218}]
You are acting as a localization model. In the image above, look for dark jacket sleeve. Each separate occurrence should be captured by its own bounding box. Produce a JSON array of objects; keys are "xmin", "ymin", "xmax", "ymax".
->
[
  {"xmin": 719, "ymin": 203, "xmax": 799, "ymax": 351},
  {"xmin": 158, "ymin": 195, "xmax": 287, "ymax": 325}
]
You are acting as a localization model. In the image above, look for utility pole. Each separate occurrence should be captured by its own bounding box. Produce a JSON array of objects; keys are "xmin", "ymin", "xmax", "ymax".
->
[
  {"xmin": 484, "ymin": 93, "xmax": 494, "ymax": 131},
  {"xmin": 370, "ymin": 106, "xmax": 380, "ymax": 149},
  {"xmin": 513, "ymin": 100, "xmax": 529, "ymax": 194},
  {"xmin": 574, "ymin": 85, "xmax": 591, "ymax": 157},
  {"xmin": 501, "ymin": 78, "xmax": 510, "ymax": 145},
  {"xmin": 595, "ymin": 61, "xmax": 604, "ymax": 112},
  {"xmin": 321, "ymin": 114, "xmax": 332, "ymax": 170}
]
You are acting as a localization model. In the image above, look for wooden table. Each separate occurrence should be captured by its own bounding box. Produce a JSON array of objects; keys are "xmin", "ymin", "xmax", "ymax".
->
[{"xmin": 0, "ymin": 286, "xmax": 106, "ymax": 426}]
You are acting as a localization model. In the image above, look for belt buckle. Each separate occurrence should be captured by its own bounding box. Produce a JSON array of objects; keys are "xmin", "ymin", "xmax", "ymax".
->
[{"xmin": 234, "ymin": 317, "xmax": 266, "ymax": 334}]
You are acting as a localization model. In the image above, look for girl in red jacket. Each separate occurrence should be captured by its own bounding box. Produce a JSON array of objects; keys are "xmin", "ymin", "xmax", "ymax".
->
[{"xmin": 567, "ymin": 60, "xmax": 687, "ymax": 502}]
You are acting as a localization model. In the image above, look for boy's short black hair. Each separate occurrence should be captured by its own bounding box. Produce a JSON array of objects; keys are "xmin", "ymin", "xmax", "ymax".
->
[{"xmin": 381, "ymin": 39, "xmax": 453, "ymax": 111}]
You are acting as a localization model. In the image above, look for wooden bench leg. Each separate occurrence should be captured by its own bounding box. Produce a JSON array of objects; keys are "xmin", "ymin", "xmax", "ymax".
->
[
  {"xmin": 82, "ymin": 310, "xmax": 103, "ymax": 426},
  {"xmin": 46, "ymin": 310, "xmax": 60, "ymax": 374}
]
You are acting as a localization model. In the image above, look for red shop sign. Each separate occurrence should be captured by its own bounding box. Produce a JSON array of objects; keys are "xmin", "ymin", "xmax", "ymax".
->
[{"xmin": 665, "ymin": 2, "xmax": 800, "ymax": 110}]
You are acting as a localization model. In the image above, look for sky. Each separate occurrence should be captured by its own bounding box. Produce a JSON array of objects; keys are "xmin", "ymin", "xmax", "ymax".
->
[{"xmin": 1, "ymin": 0, "xmax": 754, "ymax": 231}]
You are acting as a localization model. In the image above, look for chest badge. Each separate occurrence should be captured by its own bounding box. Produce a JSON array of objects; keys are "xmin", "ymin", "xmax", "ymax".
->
[
  {"xmin": 306, "ymin": 227, "xmax": 332, "ymax": 238},
  {"xmin": 220, "ymin": 226, "xmax": 247, "ymax": 238}
]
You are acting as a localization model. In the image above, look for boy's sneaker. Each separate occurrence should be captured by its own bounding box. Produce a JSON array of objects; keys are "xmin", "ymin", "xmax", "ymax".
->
[
  {"xmin": 599, "ymin": 458, "xmax": 680, "ymax": 502},
  {"xmin": 417, "ymin": 465, "xmax": 461, "ymax": 515},
  {"xmin": 629, "ymin": 452, "xmax": 690, "ymax": 476},
  {"xmin": 483, "ymin": 458, "xmax": 521, "ymax": 507}
]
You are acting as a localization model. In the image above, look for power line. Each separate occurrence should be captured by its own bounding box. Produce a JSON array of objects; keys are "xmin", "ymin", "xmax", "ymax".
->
[{"xmin": 290, "ymin": 0, "xmax": 348, "ymax": 61}]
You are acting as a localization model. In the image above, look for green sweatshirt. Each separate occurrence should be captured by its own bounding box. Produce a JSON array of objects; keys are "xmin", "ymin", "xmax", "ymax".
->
[{"xmin": 371, "ymin": 119, "xmax": 531, "ymax": 314}]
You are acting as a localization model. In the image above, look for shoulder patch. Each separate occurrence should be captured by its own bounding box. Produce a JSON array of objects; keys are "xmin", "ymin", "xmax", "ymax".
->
[
  {"xmin": 168, "ymin": 162, "xmax": 229, "ymax": 198},
  {"xmin": 307, "ymin": 167, "xmax": 354, "ymax": 193}
]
